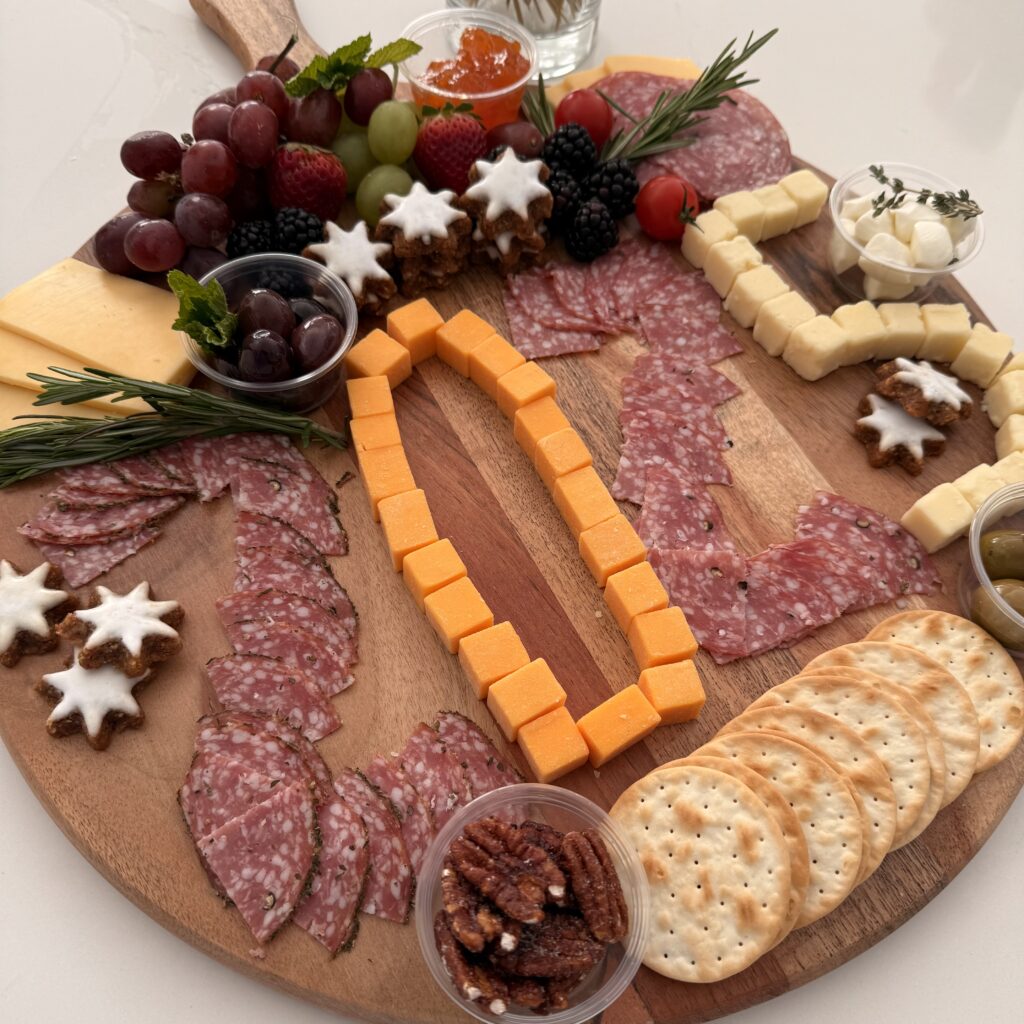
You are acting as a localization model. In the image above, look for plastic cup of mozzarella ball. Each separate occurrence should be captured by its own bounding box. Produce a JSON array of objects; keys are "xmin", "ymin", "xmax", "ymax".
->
[
  {"xmin": 827, "ymin": 162, "xmax": 984, "ymax": 303},
  {"xmin": 958, "ymin": 482, "xmax": 1024, "ymax": 657},
  {"xmin": 181, "ymin": 253, "xmax": 357, "ymax": 414},
  {"xmin": 415, "ymin": 784, "xmax": 650, "ymax": 1024}
]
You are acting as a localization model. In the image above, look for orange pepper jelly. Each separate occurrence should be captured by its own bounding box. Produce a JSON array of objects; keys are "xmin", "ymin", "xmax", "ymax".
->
[{"xmin": 413, "ymin": 27, "xmax": 531, "ymax": 129}]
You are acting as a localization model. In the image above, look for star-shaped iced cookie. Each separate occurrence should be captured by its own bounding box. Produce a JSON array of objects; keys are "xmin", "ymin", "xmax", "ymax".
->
[
  {"xmin": 855, "ymin": 393, "xmax": 945, "ymax": 474},
  {"xmin": 378, "ymin": 181, "xmax": 468, "ymax": 245},
  {"xmin": 463, "ymin": 147, "xmax": 552, "ymax": 221},
  {"xmin": 0, "ymin": 560, "xmax": 75, "ymax": 668},
  {"xmin": 303, "ymin": 221, "xmax": 395, "ymax": 310}
]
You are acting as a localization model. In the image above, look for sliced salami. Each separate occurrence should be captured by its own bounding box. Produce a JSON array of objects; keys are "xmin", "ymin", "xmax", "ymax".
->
[
  {"xmin": 147, "ymin": 441, "xmax": 198, "ymax": 489},
  {"xmin": 620, "ymin": 403, "xmax": 733, "ymax": 454},
  {"xmin": 400, "ymin": 723, "xmax": 472, "ymax": 830},
  {"xmin": 607, "ymin": 238, "xmax": 682, "ymax": 322},
  {"xmin": 637, "ymin": 301, "xmax": 743, "ymax": 367},
  {"xmin": 50, "ymin": 486, "xmax": 140, "ymax": 511},
  {"xmin": 510, "ymin": 266, "xmax": 604, "ymax": 332},
  {"xmin": 363, "ymin": 754, "xmax": 435, "ymax": 876},
  {"xmin": 584, "ymin": 245, "xmax": 634, "ymax": 330},
  {"xmin": 110, "ymin": 454, "xmax": 194, "ymax": 494},
  {"xmin": 174, "ymin": 437, "xmax": 232, "ymax": 501},
  {"xmin": 625, "ymin": 355, "xmax": 741, "ymax": 407},
  {"xmin": 178, "ymin": 750, "xmax": 281, "ymax": 841},
  {"xmin": 769, "ymin": 536, "xmax": 878, "ymax": 616},
  {"xmin": 334, "ymin": 768, "xmax": 414, "ymax": 924},
  {"xmin": 206, "ymin": 654, "xmax": 340, "ymax": 743},
  {"xmin": 639, "ymin": 269, "xmax": 722, "ymax": 317},
  {"xmin": 293, "ymin": 797, "xmax": 369, "ymax": 954},
  {"xmin": 20, "ymin": 495, "xmax": 184, "ymax": 545},
  {"xmin": 56, "ymin": 463, "xmax": 152, "ymax": 497},
  {"xmin": 194, "ymin": 713, "xmax": 314, "ymax": 788},
  {"xmin": 434, "ymin": 711, "xmax": 522, "ymax": 798},
  {"xmin": 234, "ymin": 510, "xmax": 327, "ymax": 567},
  {"xmin": 196, "ymin": 778, "xmax": 318, "ymax": 944},
  {"xmin": 503, "ymin": 289, "xmax": 601, "ymax": 359},
  {"xmin": 33, "ymin": 526, "xmax": 161, "ymax": 587},
  {"xmin": 635, "ymin": 466, "xmax": 736, "ymax": 554},
  {"xmin": 235, "ymin": 545, "xmax": 355, "ymax": 620},
  {"xmin": 546, "ymin": 262, "xmax": 612, "ymax": 332}
]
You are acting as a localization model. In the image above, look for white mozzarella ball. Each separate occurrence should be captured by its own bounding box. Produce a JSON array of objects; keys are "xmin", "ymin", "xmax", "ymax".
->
[
  {"xmin": 829, "ymin": 220, "xmax": 859, "ymax": 273},
  {"xmin": 858, "ymin": 232, "xmax": 913, "ymax": 285},
  {"xmin": 854, "ymin": 208, "xmax": 895, "ymax": 245},
  {"xmin": 841, "ymin": 193, "xmax": 875, "ymax": 221},
  {"xmin": 910, "ymin": 220, "xmax": 954, "ymax": 267},
  {"xmin": 943, "ymin": 214, "xmax": 973, "ymax": 244},
  {"xmin": 892, "ymin": 201, "xmax": 942, "ymax": 242}
]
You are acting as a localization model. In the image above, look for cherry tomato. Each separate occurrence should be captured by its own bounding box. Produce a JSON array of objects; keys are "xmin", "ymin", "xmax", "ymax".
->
[
  {"xmin": 635, "ymin": 174, "xmax": 702, "ymax": 241},
  {"xmin": 554, "ymin": 89, "xmax": 613, "ymax": 150}
]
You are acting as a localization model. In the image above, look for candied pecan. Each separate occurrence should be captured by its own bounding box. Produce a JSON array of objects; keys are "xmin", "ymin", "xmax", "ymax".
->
[
  {"xmin": 561, "ymin": 829, "xmax": 628, "ymax": 943},
  {"xmin": 441, "ymin": 858, "xmax": 505, "ymax": 953},
  {"xmin": 517, "ymin": 821, "xmax": 564, "ymax": 860},
  {"xmin": 544, "ymin": 971, "xmax": 589, "ymax": 1012},
  {"xmin": 491, "ymin": 912, "xmax": 604, "ymax": 980},
  {"xmin": 434, "ymin": 911, "xmax": 509, "ymax": 1015},
  {"xmin": 505, "ymin": 976, "xmax": 547, "ymax": 1011},
  {"xmin": 464, "ymin": 818, "xmax": 569, "ymax": 908}
]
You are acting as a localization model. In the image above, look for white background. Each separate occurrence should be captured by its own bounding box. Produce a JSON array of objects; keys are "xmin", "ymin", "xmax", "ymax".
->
[{"xmin": 1, "ymin": 1, "xmax": 1022, "ymax": 1022}]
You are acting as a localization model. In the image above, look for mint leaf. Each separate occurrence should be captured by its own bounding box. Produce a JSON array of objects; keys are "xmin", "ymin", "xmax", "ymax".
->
[
  {"xmin": 332, "ymin": 33, "xmax": 373, "ymax": 67},
  {"xmin": 168, "ymin": 270, "xmax": 237, "ymax": 353},
  {"xmin": 285, "ymin": 54, "xmax": 330, "ymax": 97},
  {"xmin": 286, "ymin": 35, "xmax": 374, "ymax": 96},
  {"xmin": 365, "ymin": 38, "xmax": 422, "ymax": 68}
]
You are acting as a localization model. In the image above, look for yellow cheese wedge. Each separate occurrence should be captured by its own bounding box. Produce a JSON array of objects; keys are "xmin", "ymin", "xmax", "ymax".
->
[
  {"xmin": 0, "ymin": 259, "xmax": 193, "ymax": 385},
  {"xmin": 0, "ymin": 381, "xmax": 106, "ymax": 428},
  {"xmin": 546, "ymin": 55, "xmax": 700, "ymax": 104}
]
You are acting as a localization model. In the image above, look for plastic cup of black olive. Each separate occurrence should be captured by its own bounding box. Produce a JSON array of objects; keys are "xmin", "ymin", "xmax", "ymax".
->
[
  {"xmin": 959, "ymin": 482, "xmax": 1024, "ymax": 655},
  {"xmin": 180, "ymin": 253, "xmax": 357, "ymax": 413}
]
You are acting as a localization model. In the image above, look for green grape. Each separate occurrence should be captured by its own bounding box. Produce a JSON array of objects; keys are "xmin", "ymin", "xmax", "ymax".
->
[
  {"xmin": 356, "ymin": 165, "xmax": 413, "ymax": 226},
  {"xmin": 332, "ymin": 132, "xmax": 378, "ymax": 195},
  {"xmin": 366, "ymin": 100, "xmax": 419, "ymax": 165}
]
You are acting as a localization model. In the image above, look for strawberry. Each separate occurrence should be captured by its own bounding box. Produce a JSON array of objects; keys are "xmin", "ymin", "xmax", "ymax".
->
[
  {"xmin": 267, "ymin": 143, "xmax": 347, "ymax": 222},
  {"xmin": 413, "ymin": 105, "xmax": 488, "ymax": 195}
]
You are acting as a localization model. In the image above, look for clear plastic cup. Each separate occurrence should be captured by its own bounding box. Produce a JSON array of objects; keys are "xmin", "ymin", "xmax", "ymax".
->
[{"xmin": 415, "ymin": 783, "xmax": 650, "ymax": 1023}]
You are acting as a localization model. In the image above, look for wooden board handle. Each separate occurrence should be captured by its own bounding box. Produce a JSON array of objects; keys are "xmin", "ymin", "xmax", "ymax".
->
[{"xmin": 189, "ymin": 0, "xmax": 324, "ymax": 70}]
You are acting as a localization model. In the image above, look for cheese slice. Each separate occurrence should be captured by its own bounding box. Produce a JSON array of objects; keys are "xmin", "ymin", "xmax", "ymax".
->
[
  {"xmin": 0, "ymin": 259, "xmax": 193, "ymax": 386},
  {"xmin": 0, "ymin": 381, "xmax": 106, "ymax": 428}
]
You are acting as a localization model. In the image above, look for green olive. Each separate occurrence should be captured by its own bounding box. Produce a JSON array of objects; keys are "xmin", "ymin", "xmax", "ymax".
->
[
  {"xmin": 970, "ymin": 578, "xmax": 1024, "ymax": 649},
  {"xmin": 979, "ymin": 529, "xmax": 1024, "ymax": 581}
]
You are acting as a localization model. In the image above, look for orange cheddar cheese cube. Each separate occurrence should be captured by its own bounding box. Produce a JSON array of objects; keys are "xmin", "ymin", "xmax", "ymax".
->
[
  {"xmin": 603, "ymin": 561, "xmax": 669, "ymax": 634},
  {"xmin": 349, "ymin": 411, "xmax": 401, "ymax": 452},
  {"xmin": 469, "ymin": 334, "xmax": 526, "ymax": 399},
  {"xmin": 517, "ymin": 706, "xmax": 589, "ymax": 783},
  {"xmin": 552, "ymin": 466, "xmax": 619, "ymax": 539},
  {"xmin": 637, "ymin": 661, "xmax": 706, "ymax": 724},
  {"xmin": 343, "ymin": 329, "xmax": 412, "ymax": 389},
  {"xmin": 513, "ymin": 397, "xmax": 571, "ymax": 461},
  {"xmin": 346, "ymin": 374, "xmax": 394, "ymax": 418},
  {"xmin": 403, "ymin": 538, "xmax": 467, "ymax": 610},
  {"xmin": 486, "ymin": 658, "xmax": 566, "ymax": 741},
  {"xmin": 628, "ymin": 606, "xmax": 698, "ymax": 668},
  {"xmin": 495, "ymin": 361, "xmax": 557, "ymax": 418},
  {"xmin": 579, "ymin": 514, "xmax": 647, "ymax": 588},
  {"xmin": 535, "ymin": 428, "xmax": 593, "ymax": 490},
  {"xmin": 355, "ymin": 444, "xmax": 416, "ymax": 521},
  {"xmin": 576, "ymin": 685, "xmax": 661, "ymax": 767},
  {"xmin": 386, "ymin": 298, "xmax": 443, "ymax": 364},
  {"xmin": 458, "ymin": 621, "xmax": 531, "ymax": 699},
  {"xmin": 436, "ymin": 310, "xmax": 496, "ymax": 375},
  {"xmin": 377, "ymin": 488, "xmax": 438, "ymax": 571},
  {"xmin": 424, "ymin": 576, "xmax": 494, "ymax": 654}
]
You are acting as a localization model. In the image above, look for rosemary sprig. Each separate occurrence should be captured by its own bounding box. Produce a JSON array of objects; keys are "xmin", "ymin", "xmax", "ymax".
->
[
  {"xmin": 0, "ymin": 368, "xmax": 347, "ymax": 489},
  {"xmin": 868, "ymin": 164, "xmax": 983, "ymax": 221},
  {"xmin": 521, "ymin": 73, "xmax": 555, "ymax": 137},
  {"xmin": 602, "ymin": 29, "xmax": 778, "ymax": 163}
]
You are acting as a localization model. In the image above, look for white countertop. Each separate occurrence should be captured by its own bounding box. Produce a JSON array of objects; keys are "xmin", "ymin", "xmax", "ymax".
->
[{"xmin": 0, "ymin": 1, "xmax": 1022, "ymax": 1022}]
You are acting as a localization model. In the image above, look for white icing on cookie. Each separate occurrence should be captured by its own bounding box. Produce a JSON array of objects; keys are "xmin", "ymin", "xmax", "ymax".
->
[
  {"xmin": 472, "ymin": 226, "xmax": 515, "ymax": 257},
  {"xmin": 304, "ymin": 221, "xmax": 392, "ymax": 296},
  {"xmin": 892, "ymin": 357, "xmax": 972, "ymax": 409},
  {"xmin": 464, "ymin": 147, "xmax": 550, "ymax": 221},
  {"xmin": 379, "ymin": 181, "xmax": 467, "ymax": 244},
  {"xmin": 43, "ymin": 650, "xmax": 147, "ymax": 740},
  {"xmin": 0, "ymin": 561, "xmax": 67, "ymax": 652},
  {"xmin": 76, "ymin": 582, "xmax": 179, "ymax": 657},
  {"xmin": 858, "ymin": 394, "xmax": 945, "ymax": 458}
]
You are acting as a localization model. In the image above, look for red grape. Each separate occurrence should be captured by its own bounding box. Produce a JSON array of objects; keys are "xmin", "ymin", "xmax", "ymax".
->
[
  {"xmin": 192, "ymin": 102, "xmax": 233, "ymax": 144},
  {"xmin": 228, "ymin": 100, "xmax": 279, "ymax": 168},
  {"xmin": 120, "ymin": 130, "xmax": 183, "ymax": 179},
  {"xmin": 93, "ymin": 212, "xmax": 146, "ymax": 276},
  {"xmin": 180, "ymin": 247, "xmax": 227, "ymax": 279},
  {"xmin": 226, "ymin": 166, "xmax": 269, "ymax": 221},
  {"xmin": 235, "ymin": 70, "xmax": 289, "ymax": 122},
  {"xmin": 343, "ymin": 68, "xmax": 393, "ymax": 126},
  {"xmin": 238, "ymin": 288, "xmax": 295, "ymax": 337},
  {"xmin": 485, "ymin": 121, "xmax": 544, "ymax": 159},
  {"xmin": 127, "ymin": 179, "xmax": 177, "ymax": 217},
  {"xmin": 123, "ymin": 219, "xmax": 186, "ymax": 272},
  {"xmin": 174, "ymin": 193, "xmax": 232, "ymax": 247},
  {"xmin": 195, "ymin": 86, "xmax": 236, "ymax": 114},
  {"xmin": 256, "ymin": 54, "xmax": 300, "ymax": 81},
  {"xmin": 181, "ymin": 140, "xmax": 238, "ymax": 196},
  {"xmin": 238, "ymin": 330, "xmax": 292, "ymax": 381},
  {"xmin": 291, "ymin": 314, "xmax": 341, "ymax": 372},
  {"xmin": 286, "ymin": 88, "xmax": 342, "ymax": 147}
]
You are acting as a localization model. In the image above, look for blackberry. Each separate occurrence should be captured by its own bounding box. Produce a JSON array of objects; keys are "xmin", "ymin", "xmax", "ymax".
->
[
  {"xmin": 255, "ymin": 268, "xmax": 307, "ymax": 299},
  {"xmin": 273, "ymin": 207, "xmax": 324, "ymax": 255},
  {"xmin": 541, "ymin": 123, "xmax": 598, "ymax": 181},
  {"xmin": 546, "ymin": 168, "xmax": 581, "ymax": 234},
  {"xmin": 226, "ymin": 219, "xmax": 272, "ymax": 259},
  {"xmin": 565, "ymin": 198, "xmax": 619, "ymax": 263},
  {"xmin": 583, "ymin": 159, "xmax": 639, "ymax": 219}
]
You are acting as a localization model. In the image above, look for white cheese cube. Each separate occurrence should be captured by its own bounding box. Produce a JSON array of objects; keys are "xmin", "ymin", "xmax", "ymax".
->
[
  {"xmin": 953, "ymin": 464, "xmax": 1009, "ymax": 510},
  {"xmin": 713, "ymin": 191, "xmax": 766, "ymax": 243},
  {"xmin": 752, "ymin": 291, "xmax": 816, "ymax": 356},
  {"xmin": 995, "ymin": 414, "xmax": 1024, "ymax": 461},
  {"xmin": 854, "ymin": 208, "xmax": 895, "ymax": 245},
  {"xmin": 782, "ymin": 315, "xmax": 851, "ymax": 381},
  {"xmin": 919, "ymin": 303, "xmax": 972, "ymax": 362},
  {"xmin": 680, "ymin": 209, "xmax": 737, "ymax": 269},
  {"xmin": 829, "ymin": 221, "xmax": 859, "ymax": 274},
  {"xmin": 910, "ymin": 220, "xmax": 954, "ymax": 268},
  {"xmin": 779, "ymin": 169, "xmax": 829, "ymax": 227},
  {"xmin": 864, "ymin": 274, "xmax": 915, "ymax": 301},
  {"xmin": 832, "ymin": 301, "xmax": 887, "ymax": 364},
  {"xmin": 993, "ymin": 451, "xmax": 1024, "ymax": 485},
  {"xmin": 984, "ymin": 370, "xmax": 1024, "ymax": 427},
  {"xmin": 703, "ymin": 236, "xmax": 763, "ymax": 297},
  {"xmin": 893, "ymin": 201, "xmax": 942, "ymax": 243},
  {"xmin": 752, "ymin": 184, "xmax": 799, "ymax": 238},
  {"xmin": 723, "ymin": 265, "xmax": 790, "ymax": 328},
  {"xmin": 841, "ymin": 194, "xmax": 874, "ymax": 221},
  {"xmin": 877, "ymin": 303, "xmax": 925, "ymax": 359},
  {"xmin": 995, "ymin": 351, "xmax": 1024, "ymax": 381},
  {"xmin": 901, "ymin": 483, "xmax": 975, "ymax": 553},
  {"xmin": 858, "ymin": 232, "xmax": 913, "ymax": 286},
  {"xmin": 949, "ymin": 323, "xmax": 1013, "ymax": 388}
]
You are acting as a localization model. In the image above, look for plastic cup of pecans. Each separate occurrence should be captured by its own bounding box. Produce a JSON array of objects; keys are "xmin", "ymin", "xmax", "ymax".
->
[{"xmin": 415, "ymin": 783, "xmax": 650, "ymax": 1023}]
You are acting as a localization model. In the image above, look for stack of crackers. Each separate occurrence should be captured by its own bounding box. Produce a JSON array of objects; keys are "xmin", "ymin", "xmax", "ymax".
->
[{"xmin": 611, "ymin": 609, "xmax": 1024, "ymax": 983}]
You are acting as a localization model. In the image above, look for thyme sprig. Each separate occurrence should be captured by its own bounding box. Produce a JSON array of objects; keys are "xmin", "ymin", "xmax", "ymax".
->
[
  {"xmin": 0, "ymin": 368, "xmax": 346, "ymax": 489},
  {"xmin": 869, "ymin": 164, "xmax": 983, "ymax": 221}
]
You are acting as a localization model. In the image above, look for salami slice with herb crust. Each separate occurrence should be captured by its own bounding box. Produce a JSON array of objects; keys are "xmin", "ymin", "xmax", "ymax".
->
[
  {"xmin": 56, "ymin": 463, "xmax": 152, "ymax": 497},
  {"xmin": 434, "ymin": 711, "xmax": 522, "ymax": 798},
  {"xmin": 179, "ymin": 750, "xmax": 282, "ymax": 841},
  {"xmin": 235, "ymin": 545, "xmax": 355, "ymax": 624},
  {"xmin": 20, "ymin": 495, "xmax": 184, "ymax": 546},
  {"xmin": 110, "ymin": 454, "xmax": 195, "ymax": 494},
  {"xmin": 34, "ymin": 527, "xmax": 161, "ymax": 587},
  {"xmin": 148, "ymin": 441, "xmax": 199, "ymax": 490},
  {"xmin": 194, "ymin": 713, "xmax": 314, "ymax": 788},
  {"xmin": 636, "ymin": 466, "xmax": 736, "ymax": 554},
  {"xmin": 234, "ymin": 510, "xmax": 328, "ymax": 567},
  {"xmin": 50, "ymin": 486, "xmax": 141, "ymax": 512},
  {"xmin": 363, "ymin": 754, "xmax": 435, "ymax": 876},
  {"xmin": 400, "ymin": 723, "xmax": 473, "ymax": 830}
]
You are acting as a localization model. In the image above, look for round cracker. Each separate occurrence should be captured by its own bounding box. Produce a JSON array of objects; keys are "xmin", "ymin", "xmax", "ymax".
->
[
  {"xmin": 804, "ymin": 640, "xmax": 980, "ymax": 806},
  {"xmin": 748, "ymin": 675, "xmax": 931, "ymax": 845},
  {"xmin": 866, "ymin": 610, "xmax": 1024, "ymax": 771},
  {"xmin": 610, "ymin": 765, "xmax": 792, "ymax": 983},
  {"xmin": 717, "ymin": 706, "xmax": 896, "ymax": 882},
  {"xmin": 656, "ymin": 754, "xmax": 810, "ymax": 946},
  {"xmin": 693, "ymin": 731, "xmax": 863, "ymax": 927}
]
